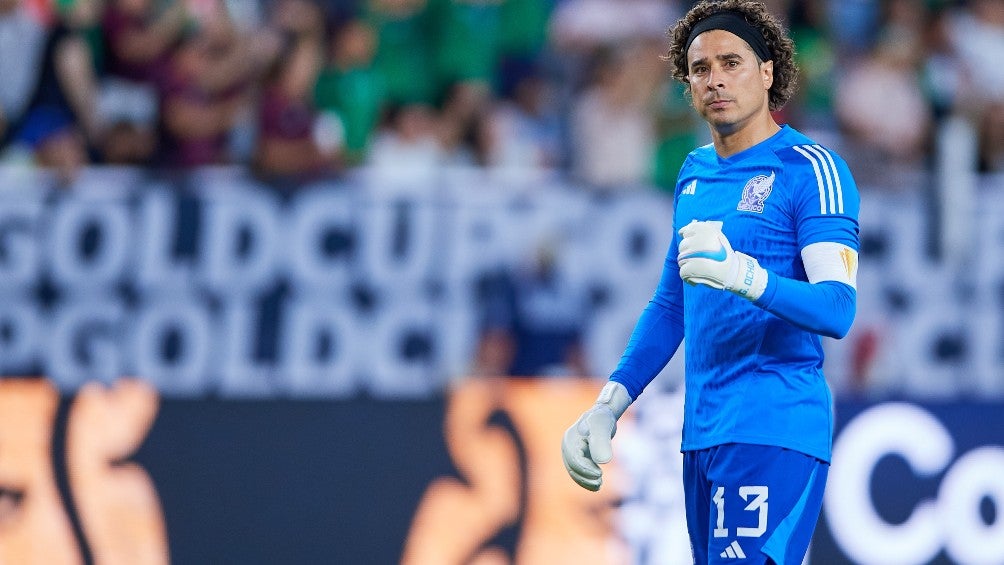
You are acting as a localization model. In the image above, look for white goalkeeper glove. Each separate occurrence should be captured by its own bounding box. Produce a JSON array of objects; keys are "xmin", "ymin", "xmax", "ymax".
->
[
  {"xmin": 677, "ymin": 220, "xmax": 768, "ymax": 301},
  {"xmin": 561, "ymin": 381, "xmax": 632, "ymax": 491}
]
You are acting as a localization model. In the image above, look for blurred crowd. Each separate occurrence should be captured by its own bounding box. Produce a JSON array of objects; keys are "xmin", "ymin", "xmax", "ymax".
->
[{"xmin": 0, "ymin": 0, "xmax": 1002, "ymax": 187}]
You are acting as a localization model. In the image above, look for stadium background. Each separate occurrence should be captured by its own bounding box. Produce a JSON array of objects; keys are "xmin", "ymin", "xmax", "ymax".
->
[{"xmin": 1, "ymin": 0, "xmax": 1002, "ymax": 563}]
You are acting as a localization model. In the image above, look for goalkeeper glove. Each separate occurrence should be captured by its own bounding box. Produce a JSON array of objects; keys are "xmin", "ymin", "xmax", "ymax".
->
[
  {"xmin": 677, "ymin": 220, "xmax": 768, "ymax": 301},
  {"xmin": 561, "ymin": 381, "xmax": 632, "ymax": 491}
]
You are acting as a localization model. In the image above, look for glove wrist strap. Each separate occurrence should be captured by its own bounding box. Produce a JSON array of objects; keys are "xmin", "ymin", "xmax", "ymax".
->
[
  {"xmin": 728, "ymin": 252, "xmax": 769, "ymax": 301},
  {"xmin": 595, "ymin": 381, "xmax": 632, "ymax": 419}
]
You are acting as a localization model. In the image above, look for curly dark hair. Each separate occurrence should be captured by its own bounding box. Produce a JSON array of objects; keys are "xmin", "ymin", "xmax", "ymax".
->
[{"xmin": 666, "ymin": 0, "xmax": 798, "ymax": 111}]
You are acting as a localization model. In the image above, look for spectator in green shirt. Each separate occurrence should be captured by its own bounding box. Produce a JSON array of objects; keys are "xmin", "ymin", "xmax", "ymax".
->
[
  {"xmin": 364, "ymin": 0, "xmax": 437, "ymax": 106},
  {"xmin": 313, "ymin": 18, "xmax": 388, "ymax": 165},
  {"xmin": 428, "ymin": 0, "xmax": 503, "ymax": 97}
]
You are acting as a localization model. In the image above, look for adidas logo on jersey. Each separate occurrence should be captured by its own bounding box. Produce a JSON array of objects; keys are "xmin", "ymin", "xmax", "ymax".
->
[
  {"xmin": 720, "ymin": 540, "xmax": 747, "ymax": 559},
  {"xmin": 682, "ymin": 180, "xmax": 697, "ymax": 195}
]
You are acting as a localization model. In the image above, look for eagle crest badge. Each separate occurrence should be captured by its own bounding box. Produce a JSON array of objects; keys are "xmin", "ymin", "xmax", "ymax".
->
[{"xmin": 737, "ymin": 171, "xmax": 775, "ymax": 213}]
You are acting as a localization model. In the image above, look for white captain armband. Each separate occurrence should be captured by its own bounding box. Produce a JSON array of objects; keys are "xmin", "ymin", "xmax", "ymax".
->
[{"xmin": 800, "ymin": 242, "xmax": 858, "ymax": 289}]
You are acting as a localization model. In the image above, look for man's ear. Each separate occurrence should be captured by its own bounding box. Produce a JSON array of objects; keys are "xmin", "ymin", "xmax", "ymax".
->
[{"xmin": 761, "ymin": 59, "xmax": 774, "ymax": 90}]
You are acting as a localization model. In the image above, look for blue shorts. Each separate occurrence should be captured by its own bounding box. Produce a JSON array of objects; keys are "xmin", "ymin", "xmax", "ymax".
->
[{"xmin": 683, "ymin": 443, "xmax": 828, "ymax": 564}]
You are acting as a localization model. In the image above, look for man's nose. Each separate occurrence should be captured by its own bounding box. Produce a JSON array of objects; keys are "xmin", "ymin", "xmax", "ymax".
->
[{"xmin": 704, "ymin": 67, "xmax": 725, "ymax": 89}]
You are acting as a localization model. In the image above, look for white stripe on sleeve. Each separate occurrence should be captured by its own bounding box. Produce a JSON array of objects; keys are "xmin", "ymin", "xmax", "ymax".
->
[
  {"xmin": 792, "ymin": 145, "xmax": 827, "ymax": 214},
  {"xmin": 805, "ymin": 145, "xmax": 836, "ymax": 214},
  {"xmin": 814, "ymin": 145, "xmax": 844, "ymax": 214}
]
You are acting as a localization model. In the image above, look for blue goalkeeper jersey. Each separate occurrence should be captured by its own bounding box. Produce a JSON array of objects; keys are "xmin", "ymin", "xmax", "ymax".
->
[{"xmin": 616, "ymin": 125, "xmax": 860, "ymax": 462}]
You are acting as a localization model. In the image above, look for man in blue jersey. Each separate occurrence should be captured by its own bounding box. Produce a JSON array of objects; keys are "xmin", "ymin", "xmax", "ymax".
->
[{"xmin": 561, "ymin": 1, "xmax": 860, "ymax": 563}]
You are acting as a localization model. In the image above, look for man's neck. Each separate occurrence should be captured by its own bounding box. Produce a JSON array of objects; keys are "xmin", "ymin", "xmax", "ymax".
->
[{"xmin": 711, "ymin": 113, "xmax": 781, "ymax": 158}]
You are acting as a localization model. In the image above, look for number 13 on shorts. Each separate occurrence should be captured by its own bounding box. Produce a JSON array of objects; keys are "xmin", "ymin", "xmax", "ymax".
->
[{"xmin": 713, "ymin": 485, "xmax": 769, "ymax": 538}]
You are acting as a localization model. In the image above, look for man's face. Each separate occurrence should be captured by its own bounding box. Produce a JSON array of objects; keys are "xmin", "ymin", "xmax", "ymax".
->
[{"xmin": 686, "ymin": 29, "xmax": 773, "ymax": 134}]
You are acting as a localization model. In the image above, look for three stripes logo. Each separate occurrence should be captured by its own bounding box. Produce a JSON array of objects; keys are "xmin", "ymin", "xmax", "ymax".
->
[
  {"xmin": 682, "ymin": 180, "xmax": 697, "ymax": 195},
  {"xmin": 720, "ymin": 540, "xmax": 747, "ymax": 559},
  {"xmin": 793, "ymin": 144, "xmax": 844, "ymax": 215}
]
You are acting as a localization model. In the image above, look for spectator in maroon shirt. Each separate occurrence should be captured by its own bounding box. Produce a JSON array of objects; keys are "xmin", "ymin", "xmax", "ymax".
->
[
  {"xmin": 254, "ymin": 0, "xmax": 337, "ymax": 179},
  {"xmin": 158, "ymin": 0, "xmax": 280, "ymax": 168},
  {"xmin": 102, "ymin": 0, "xmax": 186, "ymax": 85},
  {"xmin": 97, "ymin": 0, "xmax": 188, "ymax": 166}
]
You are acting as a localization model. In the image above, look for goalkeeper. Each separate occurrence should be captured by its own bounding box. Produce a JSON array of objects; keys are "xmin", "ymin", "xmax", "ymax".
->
[{"xmin": 561, "ymin": 1, "xmax": 860, "ymax": 563}]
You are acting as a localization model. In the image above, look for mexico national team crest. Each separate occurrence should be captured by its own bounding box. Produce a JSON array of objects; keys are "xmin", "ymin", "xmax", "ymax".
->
[{"xmin": 737, "ymin": 171, "xmax": 775, "ymax": 213}]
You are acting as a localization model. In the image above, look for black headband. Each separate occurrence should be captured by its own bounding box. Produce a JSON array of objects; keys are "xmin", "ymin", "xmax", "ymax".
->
[{"xmin": 684, "ymin": 11, "xmax": 772, "ymax": 62}]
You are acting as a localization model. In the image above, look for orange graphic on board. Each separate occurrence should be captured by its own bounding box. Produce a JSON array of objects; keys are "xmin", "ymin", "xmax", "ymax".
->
[
  {"xmin": 0, "ymin": 378, "xmax": 168, "ymax": 565},
  {"xmin": 67, "ymin": 380, "xmax": 169, "ymax": 565},
  {"xmin": 0, "ymin": 379, "xmax": 82, "ymax": 565},
  {"xmin": 401, "ymin": 378, "xmax": 630, "ymax": 565}
]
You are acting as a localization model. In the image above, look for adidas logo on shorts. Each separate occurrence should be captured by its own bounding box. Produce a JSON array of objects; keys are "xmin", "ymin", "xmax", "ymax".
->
[{"xmin": 720, "ymin": 540, "xmax": 746, "ymax": 559}]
